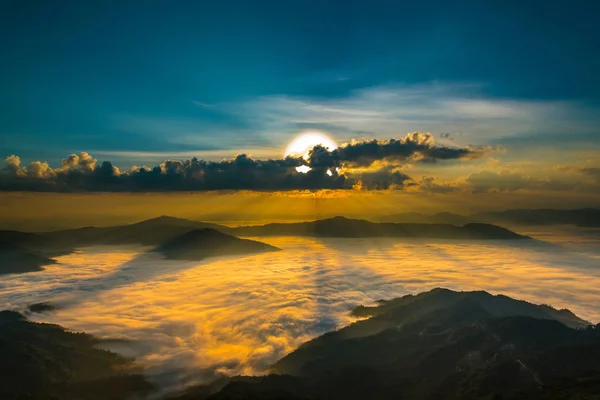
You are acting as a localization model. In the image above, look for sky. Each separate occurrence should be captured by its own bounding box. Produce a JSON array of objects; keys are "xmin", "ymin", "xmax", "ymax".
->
[{"xmin": 1, "ymin": 0, "xmax": 600, "ymax": 205}]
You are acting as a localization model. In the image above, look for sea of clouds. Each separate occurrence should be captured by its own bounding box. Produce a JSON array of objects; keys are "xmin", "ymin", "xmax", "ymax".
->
[{"xmin": 1, "ymin": 227, "xmax": 599, "ymax": 395}]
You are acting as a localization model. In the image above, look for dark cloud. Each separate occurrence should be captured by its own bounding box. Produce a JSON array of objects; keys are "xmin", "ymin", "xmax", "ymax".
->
[
  {"xmin": 1, "ymin": 134, "xmax": 485, "ymax": 192},
  {"xmin": 329, "ymin": 132, "xmax": 481, "ymax": 167},
  {"xmin": 352, "ymin": 167, "xmax": 412, "ymax": 191}
]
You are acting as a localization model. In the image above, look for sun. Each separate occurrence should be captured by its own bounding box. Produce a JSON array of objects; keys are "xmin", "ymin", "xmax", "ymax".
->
[{"xmin": 284, "ymin": 131, "xmax": 338, "ymax": 160}]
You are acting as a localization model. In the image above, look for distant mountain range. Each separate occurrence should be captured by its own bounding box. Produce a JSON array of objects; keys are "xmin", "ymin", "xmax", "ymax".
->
[
  {"xmin": 44, "ymin": 215, "xmax": 229, "ymax": 247},
  {"xmin": 0, "ymin": 217, "xmax": 280, "ymax": 273},
  {"xmin": 0, "ymin": 215, "xmax": 535, "ymax": 274},
  {"xmin": 381, "ymin": 208, "xmax": 600, "ymax": 227},
  {"xmin": 233, "ymin": 216, "xmax": 530, "ymax": 239},
  {"xmin": 36, "ymin": 215, "xmax": 530, "ymax": 245},
  {"xmin": 1, "ymin": 208, "xmax": 597, "ymax": 252},
  {"xmin": 173, "ymin": 288, "xmax": 600, "ymax": 400}
]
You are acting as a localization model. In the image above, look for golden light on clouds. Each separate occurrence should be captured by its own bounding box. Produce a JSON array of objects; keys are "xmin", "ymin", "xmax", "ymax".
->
[{"xmin": 1, "ymin": 229, "xmax": 599, "ymax": 391}]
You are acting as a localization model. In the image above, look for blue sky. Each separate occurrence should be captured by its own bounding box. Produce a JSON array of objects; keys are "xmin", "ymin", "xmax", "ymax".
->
[{"xmin": 1, "ymin": 0, "xmax": 599, "ymax": 166}]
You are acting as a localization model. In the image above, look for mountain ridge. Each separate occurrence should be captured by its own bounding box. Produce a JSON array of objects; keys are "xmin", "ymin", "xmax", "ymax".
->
[
  {"xmin": 172, "ymin": 288, "xmax": 599, "ymax": 399},
  {"xmin": 381, "ymin": 207, "xmax": 600, "ymax": 227},
  {"xmin": 153, "ymin": 228, "xmax": 281, "ymax": 260},
  {"xmin": 232, "ymin": 216, "xmax": 530, "ymax": 239},
  {"xmin": 0, "ymin": 241, "xmax": 57, "ymax": 275},
  {"xmin": 2, "ymin": 216, "xmax": 531, "ymax": 254}
]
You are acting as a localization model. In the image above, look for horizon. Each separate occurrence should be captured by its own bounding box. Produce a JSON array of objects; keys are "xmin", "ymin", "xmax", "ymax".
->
[{"xmin": 4, "ymin": 207, "xmax": 600, "ymax": 231}]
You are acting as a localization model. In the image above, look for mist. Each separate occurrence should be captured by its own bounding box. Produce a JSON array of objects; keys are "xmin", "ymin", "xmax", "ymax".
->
[{"xmin": 1, "ymin": 227, "xmax": 599, "ymax": 395}]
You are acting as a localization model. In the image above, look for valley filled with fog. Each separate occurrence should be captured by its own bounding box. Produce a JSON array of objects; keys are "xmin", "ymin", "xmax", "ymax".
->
[{"xmin": 1, "ymin": 226, "xmax": 599, "ymax": 393}]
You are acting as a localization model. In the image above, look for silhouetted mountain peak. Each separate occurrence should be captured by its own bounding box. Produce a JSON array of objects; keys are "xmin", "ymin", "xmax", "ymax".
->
[
  {"xmin": 352, "ymin": 288, "xmax": 589, "ymax": 329},
  {"xmin": 0, "ymin": 310, "xmax": 27, "ymax": 323},
  {"xmin": 154, "ymin": 229, "xmax": 280, "ymax": 261},
  {"xmin": 41, "ymin": 216, "xmax": 234, "ymax": 248},
  {"xmin": 329, "ymin": 216, "xmax": 353, "ymax": 221},
  {"xmin": 232, "ymin": 217, "xmax": 529, "ymax": 239},
  {"xmin": 257, "ymin": 288, "xmax": 599, "ymax": 400},
  {"xmin": 131, "ymin": 215, "xmax": 198, "ymax": 226},
  {"xmin": 429, "ymin": 287, "xmax": 455, "ymax": 294},
  {"xmin": 316, "ymin": 216, "xmax": 361, "ymax": 223}
]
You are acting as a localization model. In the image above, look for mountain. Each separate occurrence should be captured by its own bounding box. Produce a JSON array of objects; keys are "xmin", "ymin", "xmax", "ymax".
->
[
  {"xmin": 0, "ymin": 229, "xmax": 73, "ymax": 257},
  {"xmin": 44, "ymin": 216, "xmax": 233, "ymax": 247},
  {"xmin": 154, "ymin": 228, "xmax": 280, "ymax": 260},
  {"xmin": 380, "ymin": 212, "xmax": 473, "ymax": 225},
  {"xmin": 382, "ymin": 208, "xmax": 600, "ymax": 227},
  {"xmin": 274, "ymin": 288, "xmax": 590, "ymax": 376},
  {"xmin": 0, "ymin": 310, "xmax": 154, "ymax": 399},
  {"xmin": 0, "ymin": 241, "xmax": 56, "ymax": 275},
  {"xmin": 348, "ymin": 288, "xmax": 589, "ymax": 329},
  {"xmin": 2, "ymin": 216, "xmax": 529, "ymax": 261},
  {"xmin": 174, "ymin": 289, "xmax": 599, "ymax": 400},
  {"xmin": 232, "ymin": 216, "xmax": 530, "ymax": 240},
  {"xmin": 474, "ymin": 208, "xmax": 600, "ymax": 227}
]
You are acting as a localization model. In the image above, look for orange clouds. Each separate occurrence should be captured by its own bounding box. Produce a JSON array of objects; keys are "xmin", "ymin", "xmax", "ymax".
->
[{"xmin": 0, "ymin": 229, "xmax": 599, "ymax": 392}]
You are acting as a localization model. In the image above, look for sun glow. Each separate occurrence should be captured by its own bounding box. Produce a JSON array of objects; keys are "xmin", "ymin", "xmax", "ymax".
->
[
  {"xmin": 284, "ymin": 131, "xmax": 338, "ymax": 159},
  {"xmin": 285, "ymin": 131, "xmax": 338, "ymax": 174},
  {"xmin": 296, "ymin": 165, "xmax": 311, "ymax": 173}
]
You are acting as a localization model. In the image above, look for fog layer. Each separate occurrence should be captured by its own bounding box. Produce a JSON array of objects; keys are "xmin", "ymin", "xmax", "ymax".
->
[{"xmin": 1, "ymin": 228, "xmax": 599, "ymax": 393}]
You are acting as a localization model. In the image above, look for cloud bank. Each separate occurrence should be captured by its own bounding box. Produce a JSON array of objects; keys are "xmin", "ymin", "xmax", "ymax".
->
[
  {"xmin": 1, "ymin": 133, "xmax": 488, "ymax": 192},
  {"xmin": 2, "ymin": 233, "xmax": 600, "ymax": 392}
]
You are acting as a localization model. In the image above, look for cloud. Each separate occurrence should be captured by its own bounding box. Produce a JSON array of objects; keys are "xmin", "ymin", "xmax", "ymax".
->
[
  {"xmin": 2, "ymin": 233, "xmax": 600, "ymax": 392},
  {"xmin": 351, "ymin": 166, "xmax": 412, "ymax": 191},
  {"xmin": 4, "ymin": 155, "xmax": 26, "ymax": 177},
  {"xmin": 399, "ymin": 164, "xmax": 600, "ymax": 195},
  {"xmin": 1, "ymin": 134, "xmax": 485, "ymax": 192},
  {"xmin": 330, "ymin": 132, "xmax": 477, "ymax": 167},
  {"xmin": 414, "ymin": 176, "xmax": 460, "ymax": 194},
  {"xmin": 231, "ymin": 83, "xmax": 600, "ymax": 147}
]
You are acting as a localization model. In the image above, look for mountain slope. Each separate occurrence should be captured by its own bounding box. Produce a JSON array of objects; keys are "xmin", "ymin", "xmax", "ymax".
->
[
  {"xmin": 351, "ymin": 288, "xmax": 589, "ymax": 328},
  {"xmin": 275, "ymin": 288, "xmax": 590, "ymax": 376},
  {"xmin": 0, "ymin": 230, "xmax": 73, "ymax": 257},
  {"xmin": 3, "ymin": 216, "xmax": 529, "ymax": 256},
  {"xmin": 474, "ymin": 208, "xmax": 600, "ymax": 227},
  {"xmin": 380, "ymin": 212, "xmax": 473, "ymax": 225},
  {"xmin": 44, "ymin": 216, "xmax": 233, "ymax": 247},
  {"xmin": 0, "ymin": 311, "xmax": 154, "ymax": 399},
  {"xmin": 175, "ymin": 289, "xmax": 598, "ymax": 400},
  {"xmin": 0, "ymin": 241, "xmax": 56, "ymax": 275},
  {"xmin": 233, "ymin": 216, "xmax": 529, "ymax": 240},
  {"xmin": 154, "ymin": 228, "xmax": 281, "ymax": 260},
  {"xmin": 382, "ymin": 208, "xmax": 600, "ymax": 227}
]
